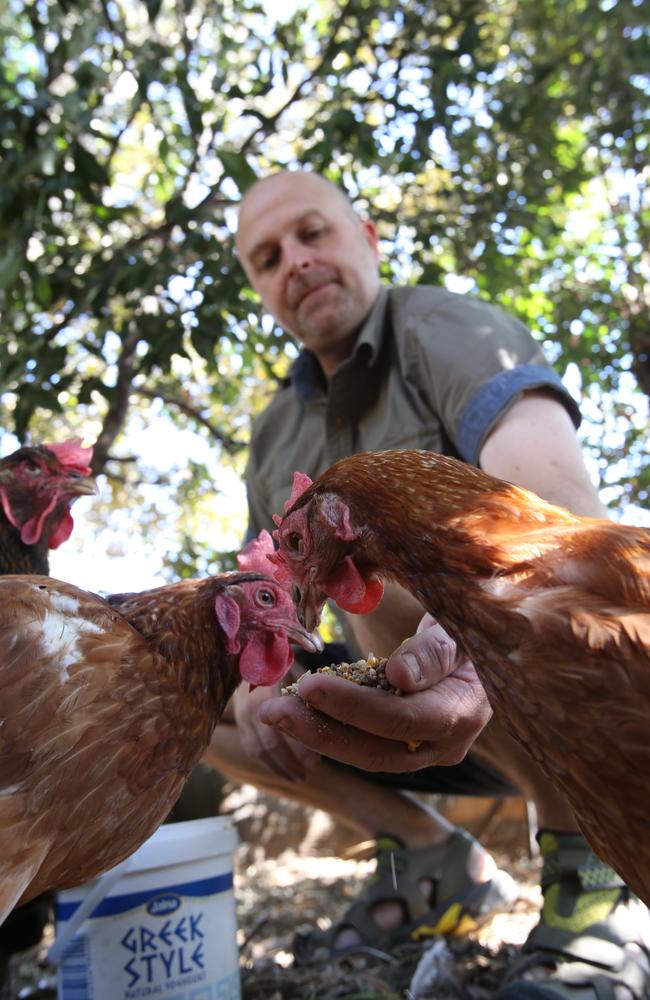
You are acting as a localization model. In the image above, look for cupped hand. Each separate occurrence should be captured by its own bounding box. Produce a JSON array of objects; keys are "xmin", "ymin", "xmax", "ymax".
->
[
  {"xmin": 257, "ymin": 615, "xmax": 492, "ymax": 772},
  {"xmin": 232, "ymin": 678, "xmax": 319, "ymax": 783}
]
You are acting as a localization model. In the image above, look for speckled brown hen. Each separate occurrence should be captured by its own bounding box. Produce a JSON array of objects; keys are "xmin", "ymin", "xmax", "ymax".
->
[
  {"xmin": 272, "ymin": 449, "xmax": 650, "ymax": 904},
  {"xmin": 0, "ymin": 570, "xmax": 321, "ymax": 922}
]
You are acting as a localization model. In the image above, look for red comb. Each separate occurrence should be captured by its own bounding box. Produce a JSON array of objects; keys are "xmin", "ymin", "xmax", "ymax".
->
[
  {"xmin": 44, "ymin": 438, "xmax": 93, "ymax": 475},
  {"xmin": 238, "ymin": 530, "xmax": 295, "ymax": 589},
  {"xmin": 270, "ymin": 471, "xmax": 313, "ymax": 534},
  {"xmin": 285, "ymin": 471, "xmax": 313, "ymax": 511},
  {"xmin": 237, "ymin": 530, "xmax": 276, "ymax": 574}
]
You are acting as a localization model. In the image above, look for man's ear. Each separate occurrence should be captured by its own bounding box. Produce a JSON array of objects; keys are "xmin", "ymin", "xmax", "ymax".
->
[{"xmin": 360, "ymin": 218, "xmax": 380, "ymax": 261}]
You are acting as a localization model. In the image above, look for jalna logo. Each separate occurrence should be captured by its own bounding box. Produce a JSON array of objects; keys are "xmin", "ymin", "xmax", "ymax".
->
[{"xmin": 146, "ymin": 893, "xmax": 182, "ymax": 917}]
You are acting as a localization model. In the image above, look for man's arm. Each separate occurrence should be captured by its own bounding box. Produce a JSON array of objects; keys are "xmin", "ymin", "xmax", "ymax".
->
[{"xmin": 479, "ymin": 390, "xmax": 608, "ymax": 517}]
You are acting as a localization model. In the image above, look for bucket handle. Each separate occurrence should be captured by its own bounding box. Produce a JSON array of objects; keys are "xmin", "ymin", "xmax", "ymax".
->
[{"xmin": 48, "ymin": 857, "xmax": 133, "ymax": 966}]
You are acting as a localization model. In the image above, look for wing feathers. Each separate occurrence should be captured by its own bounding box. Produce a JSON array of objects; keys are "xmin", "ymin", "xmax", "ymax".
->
[{"xmin": 0, "ymin": 575, "xmax": 215, "ymax": 906}]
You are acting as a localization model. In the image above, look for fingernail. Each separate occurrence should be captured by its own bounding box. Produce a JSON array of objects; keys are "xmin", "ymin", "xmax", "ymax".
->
[
  {"xmin": 296, "ymin": 677, "xmax": 323, "ymax": 708},
  {"xmin": 259, "ymin": 704, "xmax": 290, "ymax": 730},
  {"xmin": 302, "ymin": 687, "xmax": 323, "ymax": 709},
  {"xmin": 401, "ymin": 653, "xmax": 421, "ymax": 683}
]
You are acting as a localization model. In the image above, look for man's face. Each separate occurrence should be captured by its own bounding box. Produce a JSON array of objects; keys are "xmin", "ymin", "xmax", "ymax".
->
[{"xmin": 236, "ymin": 174, "xmax": 381, "ymax": 367}]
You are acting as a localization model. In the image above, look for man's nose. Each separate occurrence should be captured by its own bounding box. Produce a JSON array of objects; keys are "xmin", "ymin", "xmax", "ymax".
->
[{"xmin": 283, "ymin": 238, "xmax": 313, "ymax": 275}]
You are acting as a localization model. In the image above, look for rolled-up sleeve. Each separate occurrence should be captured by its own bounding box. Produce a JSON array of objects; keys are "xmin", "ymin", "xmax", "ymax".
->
[
  {"xmin": 456, "ymin": 362, "xmax": 580, "ymax": 464},
  {"xmin": 405, "ymin": 291, "xmax": 581, "ymax": 465}
]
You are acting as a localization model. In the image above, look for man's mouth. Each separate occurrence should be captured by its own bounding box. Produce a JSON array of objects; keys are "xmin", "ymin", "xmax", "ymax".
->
[
  {"xmin": 297, "ymin": 282, "xmax": 335, "ymax": 309},
  {"xmin": 287, "ymin": 269, "xmax": 339, "ymax": 310}
]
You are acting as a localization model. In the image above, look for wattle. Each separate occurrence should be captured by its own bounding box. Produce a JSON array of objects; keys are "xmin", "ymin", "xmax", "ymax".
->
[{"xmin": 239, "ymin": 631, "xmax": 293, "ymax": 687}]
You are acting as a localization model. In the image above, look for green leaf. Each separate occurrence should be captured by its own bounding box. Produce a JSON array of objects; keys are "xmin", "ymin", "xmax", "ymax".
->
[
  {"xmin": 71, "ymin": 140, "xmax": 110, "ymax": 188},
  {"xmin": 0, "ymin": 254, "xmax": 22, "ymax": 289},
  {"xmin": 190, "ymin": 327, "xmax": 217, "ymax": 364},
  {"xmin": 34, "ymin": 274, "xmax": 53, "ymax": 307},
  {"xmin": 219, "ymin": 150, "xmax": 259, "ymax": 193}
]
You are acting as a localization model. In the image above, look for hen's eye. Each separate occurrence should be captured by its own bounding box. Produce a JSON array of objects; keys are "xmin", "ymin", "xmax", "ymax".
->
[
  {"xmin": 23, "ymin": 463, "xmax": 42, "ymax": 476},
  {"xmin": 256, "ymin": 588, "xmax": 276, "ymax": 607}
]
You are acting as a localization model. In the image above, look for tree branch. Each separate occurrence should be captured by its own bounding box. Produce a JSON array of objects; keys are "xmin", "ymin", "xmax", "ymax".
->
[
  {"xmin": 238, "ymin": 0, "xmax": 359, "ymax": 156},
  {"xmin": 134, "ymin": 386, "xmax": 246, "ymax": 454},
  {"xmin": 91, "ymin": 322, "xmax": 141, "ymax": 474}
]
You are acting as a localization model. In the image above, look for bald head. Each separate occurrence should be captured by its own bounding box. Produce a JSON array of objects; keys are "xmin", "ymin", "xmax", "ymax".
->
[
  {"xmin": 235, "ymin": 170, "xmax": 381, "ymax": 374},
  {"xmin": 237, "ymin": 171, "xmax": 358, "ymax": 241}
]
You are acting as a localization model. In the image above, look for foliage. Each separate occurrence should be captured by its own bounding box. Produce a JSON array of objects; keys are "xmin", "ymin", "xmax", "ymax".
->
[{"xmin": 0, "ymin": 0, "xmax": 647, "ymax": 574}]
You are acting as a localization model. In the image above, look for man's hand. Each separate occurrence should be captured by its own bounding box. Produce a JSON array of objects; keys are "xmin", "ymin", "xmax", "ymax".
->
[
  {"xmin": 232, "ymin": 677, "xmax": 319, "ymax": 783},
  {"xmin": 258, "ymin": 615, "xmax": 492, "ymax": 772}
]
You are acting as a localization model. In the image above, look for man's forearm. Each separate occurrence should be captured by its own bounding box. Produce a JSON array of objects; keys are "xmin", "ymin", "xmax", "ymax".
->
[{"xmin": 345, "ymin": 581, "xmax": 425, "ymax": 658}]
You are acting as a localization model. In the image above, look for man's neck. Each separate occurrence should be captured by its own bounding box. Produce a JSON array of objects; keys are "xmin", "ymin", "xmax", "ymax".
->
[{"xmin": 313, "ymin": 329, "xmax": 364, "ymax": 379}]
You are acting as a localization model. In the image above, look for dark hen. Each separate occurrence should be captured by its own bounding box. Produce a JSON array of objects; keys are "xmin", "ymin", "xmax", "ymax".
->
[
  {"xmin": 0, "ymin": 439, "xmax": 95, "ymax": 981},
  {"xmin": 0, "ymin": 439, "xmax": 95, "ymax": 575}
]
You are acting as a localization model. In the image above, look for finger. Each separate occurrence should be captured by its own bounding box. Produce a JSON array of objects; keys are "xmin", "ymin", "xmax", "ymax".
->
[
  {"xmin": 415, "ymin": 612, "xmax": 437, "ymax": 633},
  {"xmin": 258, "ymin": 694, "xmax": 469, "ymax": 771},
  {"xmin": 261, "ymin": 674, "xmax": 490, "ymax": 756},
  {"xmin": 386, "ymin": 620, "xmax": 459, "ymax": 691},
  {"xmin": 246, "ymin": 721, "xmax": 318, "ymax": 783}
]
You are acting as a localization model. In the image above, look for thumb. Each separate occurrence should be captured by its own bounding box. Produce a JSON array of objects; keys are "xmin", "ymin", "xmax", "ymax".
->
[{"xmin": 386, "ymin": 616, "xmax": 458, "ymax": 692}]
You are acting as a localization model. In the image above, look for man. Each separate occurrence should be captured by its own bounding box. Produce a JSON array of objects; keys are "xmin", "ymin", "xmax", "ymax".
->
[{"xmin": 205, "ymin": 170, "xmax": 650, "ymax": 998}]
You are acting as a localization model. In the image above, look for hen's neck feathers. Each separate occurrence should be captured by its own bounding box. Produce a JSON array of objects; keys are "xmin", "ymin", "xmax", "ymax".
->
[
  {"xmin": 107, "ymin": 577, "xmax": 238, "ymax": 714},
  {"xmin": 313, "ymin": 450, "xmax": 578, "ymax": 574},
  {"xmin": 0, "ymin": 518, "xmax": 49, "ymax": 575},
  {"xmin": 309, "ymin": 450, "xmax": 648, "ymax": 628}
]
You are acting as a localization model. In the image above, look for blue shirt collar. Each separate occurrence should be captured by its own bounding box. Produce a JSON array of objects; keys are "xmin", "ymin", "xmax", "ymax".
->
[{"xmin": 289, "ymin": 288, "xmax": 389, "ymax": 401}]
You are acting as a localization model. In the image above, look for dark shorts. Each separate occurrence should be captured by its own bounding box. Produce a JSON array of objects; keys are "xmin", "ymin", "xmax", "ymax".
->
[
  {"xmin": 334, "ymin": 753, "xmax": 519, "ymax": 797},
  {"xmin": 302, "ymin": 644, "xmax": 519, "ymax": 798}
]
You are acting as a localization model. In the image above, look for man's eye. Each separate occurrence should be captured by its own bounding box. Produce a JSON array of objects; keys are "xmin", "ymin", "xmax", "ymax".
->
[
  {"xmin": 258, "ymin": 252, "xmax": 279, "ymax": 271},
  {"xmin": 303, "ymin": 228, "xmax": 323, "ymax": 241}
]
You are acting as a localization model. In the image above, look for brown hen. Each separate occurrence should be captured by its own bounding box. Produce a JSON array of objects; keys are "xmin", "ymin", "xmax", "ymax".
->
[
  {"xmin": 0, "ymin": 570, "xmax": 321, "ymax": 921},
  {"xmin": 273, "ymin": 449, "xmax": 650, "ymax": 904}
]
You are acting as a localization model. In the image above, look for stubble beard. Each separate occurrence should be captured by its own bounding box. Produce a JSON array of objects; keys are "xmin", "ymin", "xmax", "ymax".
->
[{"xmin": 294, "ymin": 285, "xmax": 364, "ymax": 353}]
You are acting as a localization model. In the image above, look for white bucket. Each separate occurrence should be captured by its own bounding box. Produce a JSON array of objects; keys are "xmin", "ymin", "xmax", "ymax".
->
[{"xmin": 53, "ymin": 816, "xmax": 241, "ymax": 1000}]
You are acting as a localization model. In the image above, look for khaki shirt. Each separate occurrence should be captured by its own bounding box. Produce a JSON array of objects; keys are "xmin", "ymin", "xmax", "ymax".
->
[{"xmin": 246, "ymin": 285, "xmax": 580, "ymax": 536}]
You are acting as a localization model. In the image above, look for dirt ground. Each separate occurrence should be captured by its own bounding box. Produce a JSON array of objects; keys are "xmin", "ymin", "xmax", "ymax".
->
[{"xmin": 8, "ymin": 785, "xmax": 542, "ymax": 1000}]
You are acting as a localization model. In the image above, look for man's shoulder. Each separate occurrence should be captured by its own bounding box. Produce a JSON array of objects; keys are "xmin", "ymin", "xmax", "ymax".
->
[
  {"xmin": 389, "ymin": 284, "xmax": 512, "ymax": 324},
  {"xmin": 389, "ymin": 284, "xmax": 456, "ymax": 310}
]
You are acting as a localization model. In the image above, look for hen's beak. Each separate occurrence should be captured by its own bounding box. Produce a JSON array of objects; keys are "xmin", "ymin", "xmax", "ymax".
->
[
  {"xmin": 62, "ymin": 474, "xmax": 98, "ymax": 499},
  {"xmin": 293, "ymin": 580, "xmax": 327, "ymax": 634},
  {"xmin": 284, "ymin": 622, "xmax": 324, "ymax": 654}
]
